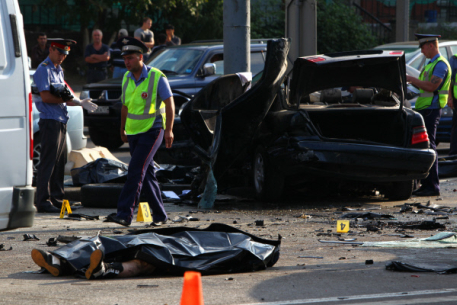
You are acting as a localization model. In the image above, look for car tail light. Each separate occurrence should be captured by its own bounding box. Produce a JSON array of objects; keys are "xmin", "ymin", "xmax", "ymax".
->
[
  {"xmin": 29, "ymin": 92, "xmax": 33, "ymax": 160},
  {"xmin": 389, "ymin": 51, "xmax": 404, "ymax": 55},
  {"xmin": 307, "ymin": 57, "xmax": 325, "ymax": 63},
  {"xmin": 412, "ymin": 126, "xmax": 429, "ymax": 145}
]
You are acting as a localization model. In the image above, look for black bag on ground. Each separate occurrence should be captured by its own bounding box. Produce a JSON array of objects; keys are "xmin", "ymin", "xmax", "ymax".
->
[{"xmin": 71, "ymin": 158, "xmax": 128, "ymax": 186}]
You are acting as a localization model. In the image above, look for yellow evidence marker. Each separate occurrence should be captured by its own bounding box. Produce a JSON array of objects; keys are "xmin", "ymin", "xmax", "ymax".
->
[
  {"xmin": 337, "ymin": 220, "xmax": 350, "ymax": 233},
  {"xmin": 60, "ymin": 200, "xmax": 72, "ymax": 219},
  {"xmin": 136, "ymin": 202, "xmax": 153, "ymax": 222}
]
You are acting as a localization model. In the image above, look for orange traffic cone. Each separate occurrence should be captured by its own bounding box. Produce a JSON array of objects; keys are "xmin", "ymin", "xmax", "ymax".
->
[{"xmin": 180, "ymin": 271, "xmax": 204, "ymax": 305}]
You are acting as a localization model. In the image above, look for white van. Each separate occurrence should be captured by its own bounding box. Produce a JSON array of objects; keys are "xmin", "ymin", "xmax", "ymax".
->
[{"xmin": 0, "ymin": 0, "xmax": 36, "ymax": 231}]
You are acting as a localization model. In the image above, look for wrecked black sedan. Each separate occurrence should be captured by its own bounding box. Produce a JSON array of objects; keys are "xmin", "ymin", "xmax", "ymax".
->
[{"xmin": 182, "ymin": 40, "xmax": 436, "ymax": 201}]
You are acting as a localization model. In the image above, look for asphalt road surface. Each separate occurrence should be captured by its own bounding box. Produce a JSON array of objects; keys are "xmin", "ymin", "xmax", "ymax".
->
[{"xmin": 1, "ymin": 135, "xmax": 457, "ymax": 305}]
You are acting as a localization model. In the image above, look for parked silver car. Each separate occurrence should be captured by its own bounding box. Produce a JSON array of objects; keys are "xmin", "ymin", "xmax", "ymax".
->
[{"xmin": 374, "ymin": 40, "xmax": 457, "ymax": 78}]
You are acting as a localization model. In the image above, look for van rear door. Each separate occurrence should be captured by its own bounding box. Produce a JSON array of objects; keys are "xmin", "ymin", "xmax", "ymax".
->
[{"xmin": 0, "ymin": 0, "xmax": 36, "ymax": 231}]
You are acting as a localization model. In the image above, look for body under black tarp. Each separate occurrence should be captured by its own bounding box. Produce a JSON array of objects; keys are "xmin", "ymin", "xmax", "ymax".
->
[{"xmin": 51, "ymin": 223, "xmax": 281, "ymax": 276}]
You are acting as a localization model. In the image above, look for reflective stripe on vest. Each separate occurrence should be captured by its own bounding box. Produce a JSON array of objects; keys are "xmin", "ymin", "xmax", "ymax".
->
[
  {"xmin": 416, "ymin": 55, "xmax": 451, "ymax": 110},
  {"xmin": 121, "ymin": 68, "xmax": 166, "ymax": 135},
  {"xmin": 454, "ymin": 55, "xmax": 457, "ymax": 99}
]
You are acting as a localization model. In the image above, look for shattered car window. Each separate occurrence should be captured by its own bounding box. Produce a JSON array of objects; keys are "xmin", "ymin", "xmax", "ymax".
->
[{"xmin": 148, "ymin": 49, "xmax": 204, "ymax": 75}]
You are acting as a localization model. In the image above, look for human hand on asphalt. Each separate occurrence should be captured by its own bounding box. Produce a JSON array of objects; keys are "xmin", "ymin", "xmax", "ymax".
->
[
  {"xmin": 81, "ymin": 98, "xmax": 98, "ymax": 112},
  {"xmin": 164, "ymin": 129, "xmax": 174, "ymax": 148}
]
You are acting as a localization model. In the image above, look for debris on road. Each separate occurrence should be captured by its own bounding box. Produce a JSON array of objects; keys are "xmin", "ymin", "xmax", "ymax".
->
[
  {"xmin": 0, "ymin": 244, "xmax": 12, "ymax": 251},
  {"xmin": 56, "ymin": 235, "xmax": 81, "ymax": 244},
  {"xmin": 386, "ymin": 261, "xmax": 457, "ymax": 274},
  {"xmin": 341, "ymin": 212, "xmax": 395, "ymax": 220},
  {"xmin": 363, "ymin": 232, "xmax": 457, "ymax": 248},
  {"xmin": 23, "ymin": 234, "xmax": 39, "ymax": 241},
  {"xmin": 298, "ymin": 256, "xmax": 324, "ymax": 259},
  {"xmin": 46, "ymin": 238, "xmax": 58, "ymax": 247},
  {"xmin": 67, "ymin": 214, "xmax": 100, "ymax": 220}
]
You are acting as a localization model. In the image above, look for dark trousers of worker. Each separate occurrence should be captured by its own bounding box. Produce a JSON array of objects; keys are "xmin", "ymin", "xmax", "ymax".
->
[
  {"xmin": 35, "ymin": 119, "xmax": 67, "ymax": 209},
  {"xmin": 116, "ymin": 128, "xmax": 167, "ymax": 224},
  {"xmin": 418, "ymin": 108, "xmax": 441, "ymax": 193},
  {"xmin": 450, "ymin": 104, "xmax": 457, "ymax": 155}
]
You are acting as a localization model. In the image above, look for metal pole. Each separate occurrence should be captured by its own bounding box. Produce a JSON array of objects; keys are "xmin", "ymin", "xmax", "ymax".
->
[
  {"xmin": 223, "ymin": 0, "xmax": 250, "ymax": 75},
  {"xmin": 396, "ymin": 0, "xmax": 409, "ymax": 42}
]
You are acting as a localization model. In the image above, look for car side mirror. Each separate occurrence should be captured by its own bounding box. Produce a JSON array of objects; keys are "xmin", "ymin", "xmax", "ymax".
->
[{"xmin": 201, "ymin": 63, "xmax": 216, "ymax": 77}]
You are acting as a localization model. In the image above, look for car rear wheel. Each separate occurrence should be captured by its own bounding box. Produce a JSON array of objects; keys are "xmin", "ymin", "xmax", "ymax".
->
[
  {"xmin": 32, "ymin": 134, "xmax": 42, "ymax": 186},
  {"xmin": 385, "ymin": 180, "xmax": 414, "ymax": 201},
  {"xmin": 253, "ymin": 146, "xmax": 284, "ymax": 202},
  {"xmin": 89, "ymin": 127, "xmax": 124, "ymax": 150}
]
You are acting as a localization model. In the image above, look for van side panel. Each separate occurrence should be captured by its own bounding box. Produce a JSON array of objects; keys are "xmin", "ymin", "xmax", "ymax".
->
[{"xmin": 0, "ymin": 0, "xmax": 35, "ymax": 230}]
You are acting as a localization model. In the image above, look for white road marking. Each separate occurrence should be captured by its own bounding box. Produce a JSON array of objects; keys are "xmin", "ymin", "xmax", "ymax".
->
[{"xmin": 238, "ymin": 288, "xmax": 457, "ymax": 305}]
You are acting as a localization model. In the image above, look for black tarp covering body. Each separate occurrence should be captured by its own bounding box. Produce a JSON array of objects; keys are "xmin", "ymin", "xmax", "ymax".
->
[
  {"xmin": 181, "ymin": 39, "xmax": 290, "ymax": 180},
  {"xmin": 71, "ymin": 158, "xmax": 128, "ymax": 186},
  {"xmin": 51, "ymin": 224, "xmax": 281, "ymax": 275}
]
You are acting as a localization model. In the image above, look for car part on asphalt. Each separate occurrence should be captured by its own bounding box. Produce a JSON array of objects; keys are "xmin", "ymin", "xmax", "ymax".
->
[
  {"xmin": 0, "ymin": 244, "xmax": 12, "ymax": 251},
  {"xmin": 386, "ymin": 261, "xmax": 457, "ymax": 274},
  {"xmin": 46, "ymin": 238, "xmax": 58, "ymax": 247},
  {"xmin": 71, "ymin": 158, "xmax": 128, "ymax": 186},
  {"xmin": 48, "ymin": 223, "xmax": 280, "ymax": 276},
  {"xmin": 56, "ymin": 235, "xmax": 81, "ymax": 244},
  {"xmin": 67, "ymin": 214, "xmax": 100, "ymax": 220},
  {"xmin": 341, "ymin": 212, "xmax": 396, "ymax": 220},
  {"xmin": 23, "ymin": 234, "xmax": 40, "ymax": 241}
]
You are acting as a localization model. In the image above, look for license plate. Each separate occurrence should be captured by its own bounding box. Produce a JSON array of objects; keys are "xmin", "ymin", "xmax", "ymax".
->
[{"xmin": 91, "ymin": 106, "xmax": 109, "ymax": 114}]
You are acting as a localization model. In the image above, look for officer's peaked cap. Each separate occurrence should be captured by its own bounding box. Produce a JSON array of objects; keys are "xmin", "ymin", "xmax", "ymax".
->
[
  {"xmin": 415, "ymin": 33, "xmax": 441, "ymax": 47},
  {"xmin": 117, "ymin": 36, "xmax": 148, "ymax": 56}
]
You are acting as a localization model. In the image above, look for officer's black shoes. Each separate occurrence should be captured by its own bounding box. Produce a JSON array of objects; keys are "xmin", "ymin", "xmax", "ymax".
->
[
  {"xmin": 103, "ymin": 213, "xmax": 130, "ymax": 227},
  {"xmin": 412, "ymin": 188, "xmax": 440, "ymax": 197},
  {"xmin": 85, "ymin": 249, "xmax": 124, "ymax": 280},
  {"xmin": 37, "ymin": 204, "xmax": 61, "ymax": 213},
  {"xmin": 31, "ymin": 249, "xmax": 62, "ymax": 276},
  {"xmin": 150, "ymin": 219, "xmax": 167, "ymax": 227}
]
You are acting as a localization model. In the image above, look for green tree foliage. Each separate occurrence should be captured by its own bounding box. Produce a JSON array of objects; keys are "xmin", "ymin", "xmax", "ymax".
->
[
  {"xmin": 317, "ymin": 1, "xmax": 377, "ymax": 54},
  {"xmin": 251, "ymin": 0, "xmax": 285, "ymax": 39}
]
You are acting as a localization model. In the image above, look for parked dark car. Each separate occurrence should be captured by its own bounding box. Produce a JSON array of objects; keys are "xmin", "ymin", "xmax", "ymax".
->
[
  {"xmin": 181, "ymin": 41, "xmax": 436, "ymax": 201},
  {"xmin": 80, "ymin": 41, "xmax": 268, "ymax": 151}
]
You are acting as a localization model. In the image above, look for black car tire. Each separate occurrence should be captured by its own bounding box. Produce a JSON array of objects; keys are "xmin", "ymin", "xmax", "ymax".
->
[
  {"xmin": 386, "ymin": 180, "xmax": 414, "ymax": 201},
  {"xmin": 32, "ymin": 133, "xmax": 42, "ymax": 186},
  {"xmin": 81, "ymin": 183, "xmax": 124, "ymax": 208},
  {"xmin": 253, "ymin": 146, "xmax": 284, "ymax": 202},
  {"xmin": 81, "ymin": 183, "xmax": 149, "ymax": 208},
  {"xmin": 89, "ymin": 127, "xmax": 124, "ymax": 150}
]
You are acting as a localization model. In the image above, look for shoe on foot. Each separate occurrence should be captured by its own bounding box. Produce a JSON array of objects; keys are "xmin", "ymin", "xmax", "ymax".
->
[
  {"xmin": 85, "ymin": 249, "xmax": 124, "ymax": 280},
  {"xmin": 37, "ymin": 204, "xmax": 61, "ymax": 213},
  {"xmin": 413, "ymin": 188, "xmax": 440, "ymax": 197},
  {"xmin": 150, "ymin": 219, "xmax": 167, "ymax": 227},
  {"xmin": 103, "ymin": 214, "xmax": 130, "ymax": 227},
  {"xmin": 31, "ymin": 249, "xmax": 62, "ymax": 276}
]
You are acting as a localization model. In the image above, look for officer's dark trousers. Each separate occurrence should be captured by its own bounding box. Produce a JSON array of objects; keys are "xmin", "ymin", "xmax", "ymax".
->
[
  {"xmin": 449, "ymin": 104, "xmax": 457, "ymax": 155},
  {"xmin": 418, "ymin": 108, "xmax": 441, "ymax": 192},
  {"xmin": 35, "ymin": 119, "xmax": 66, "ymax": 208},
  {"xmin": 117, "ymin": 128, "xmax": 167, "ymax": 224}
]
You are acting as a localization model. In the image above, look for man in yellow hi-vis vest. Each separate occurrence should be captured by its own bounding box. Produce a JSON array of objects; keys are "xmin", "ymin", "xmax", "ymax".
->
[
  {"xmin": 406, "ymin": 34, "xmax": 450, "ymax": 197},
  {"xmin": 105, "ymin": 37, "xmax": 175, "ymax": 226}
]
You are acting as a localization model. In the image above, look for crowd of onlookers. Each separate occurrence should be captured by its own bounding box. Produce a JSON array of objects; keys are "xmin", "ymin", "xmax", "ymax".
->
[{"xmin": 29, "ymin": 17, "xmax": 181, "ymax": 83}]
